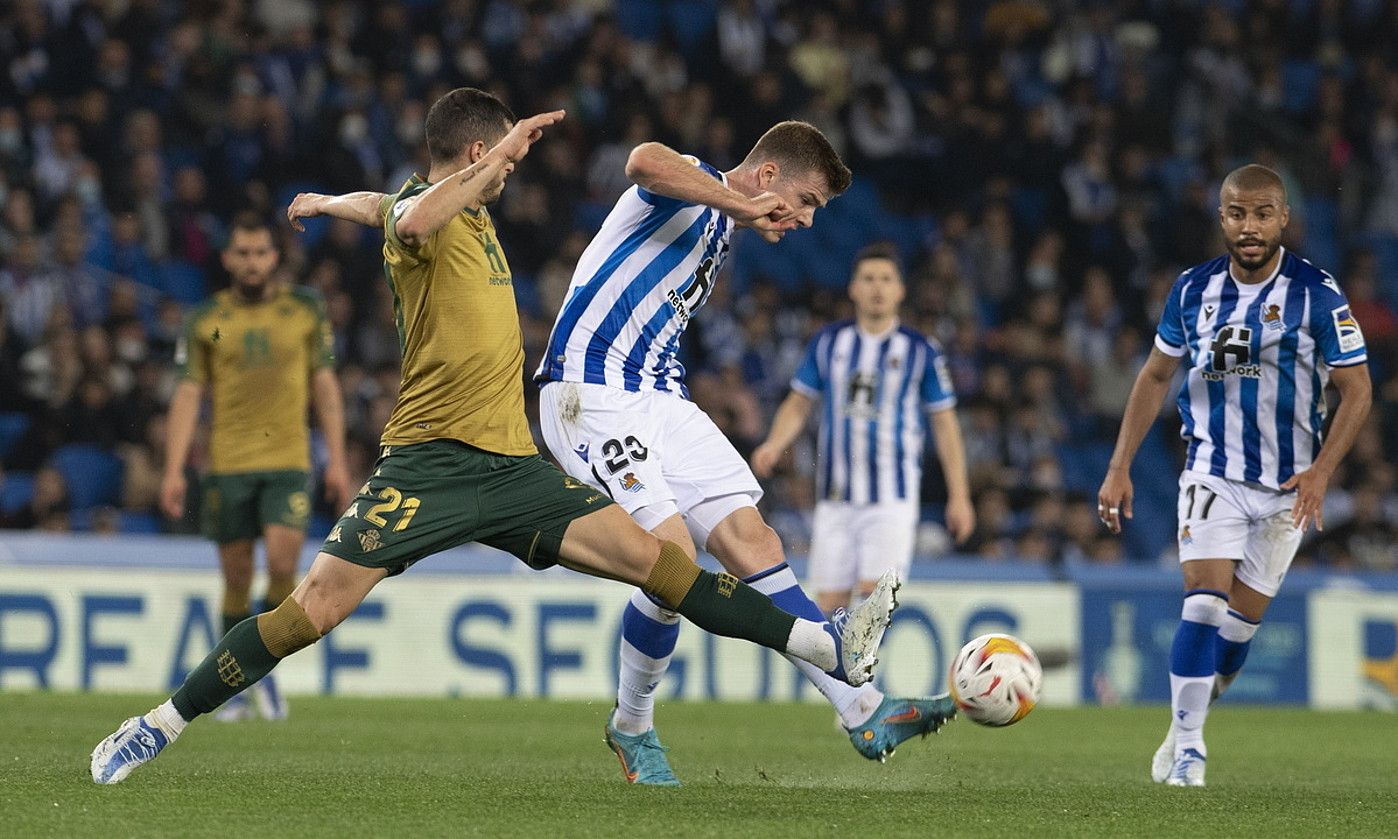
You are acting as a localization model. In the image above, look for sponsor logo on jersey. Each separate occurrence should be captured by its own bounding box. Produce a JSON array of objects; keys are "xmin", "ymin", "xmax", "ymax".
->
[
  {"xmin": 574, "ymin": 443, "xmax": 589, "ymax": 463},
  {"xmin": 328, "ymin": 525, "xmax": 342, "ymax": 543},
  {"xmin": 716, "ymin": 573, "xmax": 738, "ymax": 598},
  {"xmin": 1332, "ymin": 306, "xmax": 1365, "ymax": 354}
]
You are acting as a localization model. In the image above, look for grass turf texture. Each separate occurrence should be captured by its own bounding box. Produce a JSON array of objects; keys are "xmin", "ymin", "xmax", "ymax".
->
[{"xmin": 2, "ymin": 694, "xmax": 1395, "ymax": 837}]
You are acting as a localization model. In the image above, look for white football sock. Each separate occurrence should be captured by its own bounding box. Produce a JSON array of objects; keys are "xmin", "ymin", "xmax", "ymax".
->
[
  {"xmin": 745, "ymin": 566, "xmax": 885, "ymax": 728},
  {"xmin": 145, "ymin": 699, "xmax": 188, "ymax": 739},
  {"xmin": 613, "ymin": 590, "xmax": 680, "ymax": 735},
  {"xmin": 1170, "ymin": 674, "xmax": 1214, "ymax": 756}
]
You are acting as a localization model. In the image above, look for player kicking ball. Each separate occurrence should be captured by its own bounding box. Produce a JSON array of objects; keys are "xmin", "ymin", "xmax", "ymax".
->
[
  {"xmin": 91, "ymin": 90, "xmax": 897, "ymax": 786},
  {"xmin": 1099, "ymin": 164, "xmax": 1371, "ymax": 787},
  {"xmin": 533, "ymin": 124, "xmax": 953, "ymax": 784}
]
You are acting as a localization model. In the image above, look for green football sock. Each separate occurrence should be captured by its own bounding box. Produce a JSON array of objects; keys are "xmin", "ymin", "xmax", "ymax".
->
[
  {"xmin": 674, "ymin": 569, "xmax": 798, "ymax": 653},
  {"xmin": 172, "ymin": 615, "xmax": 278, "ymax": 720},
  {"xmin": 172, "ymin": 598, "xmax": 322, "ymax": 720}
]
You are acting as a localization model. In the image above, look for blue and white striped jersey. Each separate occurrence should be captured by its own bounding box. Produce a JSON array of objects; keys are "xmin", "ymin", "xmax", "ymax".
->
[
  {"xmin": 1155, "ymin": 248, "xmax": 1368, "ymax": 490},
  {"xmin": 793, "ymin": 321, "xmax": 957, "ymax": 504},
  {"xmin": 534, "ymin": 157, "xmax": 733, "ymax": 397}
]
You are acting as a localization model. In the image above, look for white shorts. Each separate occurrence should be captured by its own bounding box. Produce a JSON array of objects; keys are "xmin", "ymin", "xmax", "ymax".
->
[
  {"xmin": 1176, "ymin": 471, "xmax": 1303, "ymax": 597},
  {"xmin": 538, "ymin": 382, "xmax": 762, "ymax": 548},
  {"xmin": 808, "ymin": 499, "xmax": 918, "ymax": 594}
]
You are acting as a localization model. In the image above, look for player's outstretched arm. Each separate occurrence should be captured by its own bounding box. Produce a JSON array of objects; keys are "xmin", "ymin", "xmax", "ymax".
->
[
  {"xmin": 930, "ymin": 407, "xmax": 976, "ymax": 544},
  {"xmin": 287, "ymin": 191, "xmax": 387, "ymax": 230},
  {"xmin": 393, "ymin": 110, "xmax": 564, "ymax": 247},
  {"xmin": 626, "ymin": 141, "xmax": 794, "ymax": 237},
  {"xmin": 1098, "ymin": 347, "xmax": 1181, "ymax": 533},
  {"xmin": 751, "ymin": 390, "xmax": 814, "ymax": 478},
  {"xmin": 1281, "ymin": 362, "xmax": 1372, "ymax": 532}
]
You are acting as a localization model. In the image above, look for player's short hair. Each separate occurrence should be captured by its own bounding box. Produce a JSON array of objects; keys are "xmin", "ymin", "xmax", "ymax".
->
[
  {"xmin": 1221, "ymin": 164, "xmax": 1287, "ymax": 203},
  {"xmin": 852, "ymin": 242, "xmax": 902, "ymax": 276},
  {"xmin": 226, "ymin": 211, "xmax": 274, "ymax": 245},
  {"xmin": 425, "ymin": 87, "xmax": 517, "ymax": 164},
  {"xmin": 743, "ymin": 120, "xmax": 852, "ymax": 197}
]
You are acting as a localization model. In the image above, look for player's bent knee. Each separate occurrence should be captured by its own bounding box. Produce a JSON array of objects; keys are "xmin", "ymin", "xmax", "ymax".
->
[{"xmin": 256, "ymin": 596, "xmax": 322, "ymax": 657}]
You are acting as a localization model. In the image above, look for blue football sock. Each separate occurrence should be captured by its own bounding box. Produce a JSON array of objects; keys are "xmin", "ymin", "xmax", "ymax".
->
[{"xmin": 614, "ymin": 589, "xmax": 680, "ymax": 734}]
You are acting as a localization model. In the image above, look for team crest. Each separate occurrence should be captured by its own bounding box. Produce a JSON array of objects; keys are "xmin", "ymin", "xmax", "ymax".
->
[
  {"xmin": 1331, "ymin": 306, "xmax": 1365, "ymax": 353},
  {"xmin": 217, "ymin": 651, "xmax": 245, "ymax": 687},
  {"xmin": 358, "ymin": 528, "xmax": 383, "ymax": 552},
  {"xmin": 888, "ymin": 356, "xmax": 901, "ymax": 370},
  {"xmin": 1262, "ymin": 304, "xmax": 1284, "ymax": 331},
  {"xmin": 619, "ymin": 472, "xmax": 644, "ymax": 493},
  {"xmin": 1179, "ymin": 525, "xmax": 1193, "ymax": 546}
]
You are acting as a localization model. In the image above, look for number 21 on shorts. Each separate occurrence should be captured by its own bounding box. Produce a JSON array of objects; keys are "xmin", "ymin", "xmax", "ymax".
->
[{"xmin": 364, "ymin": 486, "xmax": 421, "ymax": 532}]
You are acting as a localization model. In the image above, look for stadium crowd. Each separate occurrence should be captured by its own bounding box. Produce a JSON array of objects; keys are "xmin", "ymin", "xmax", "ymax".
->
[{"xmin": 0, "ymin": 0, "xmax": 1394, "ymax": 572}]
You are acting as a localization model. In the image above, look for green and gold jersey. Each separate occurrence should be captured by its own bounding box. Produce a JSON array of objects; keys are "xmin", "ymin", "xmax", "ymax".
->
[
  {"xmin": 376, "ymin": 175, "xmax": 536, "ymax": 456},
  {"xmin": 177, "ymin": 285, "xmax": 334, "ymax": 474}
]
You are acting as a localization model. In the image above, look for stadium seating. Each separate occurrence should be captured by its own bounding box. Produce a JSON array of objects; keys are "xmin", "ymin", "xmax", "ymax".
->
[
  {"xmin": 0, "ymin": 471, "xmax": 36, "ymax": 515},
  {"xmin": 49, "ymin": 445, "xmax": 125, "ymax": 511},
  {"xmin": 0, "ymin": 413, "xmax": 30, "ymax": 460},
  {"xmin": 160, "ymin": 261, "xmax": 207, "ymax": 305}
]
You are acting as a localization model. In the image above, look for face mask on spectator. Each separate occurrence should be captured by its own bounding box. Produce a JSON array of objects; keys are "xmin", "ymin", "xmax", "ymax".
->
[
  {"xmin": 75, "ymin": 176, "xmax": 101, "ymax": 204},
  {"xmin": 116, "ymin": 336, "xmax": 147, "ymax": 364},
  {"xmin": 413, "ymin": 48, "xmax": 441, "ymax": 77},
  {"xmin": 339, "ymin": 114, "xmax": 368, "ymax": 146},
  {"xmin": 397, "ymin": 118, "xmax": 422, "ymax": 147}
]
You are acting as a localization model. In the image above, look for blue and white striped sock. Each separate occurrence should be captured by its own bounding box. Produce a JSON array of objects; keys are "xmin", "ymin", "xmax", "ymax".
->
[
  {"xmin": 1169, "ymin": 589, "xmax": 1227, "ymax": 756},
  {"xmin": 613, "ymin": 589, "xmax": 681, "ymax": 735},
  {"xmin": 744, "ymin": 563, "xmax": 883, "ymax": 728},
  {"xmin": 1214, "ymin": 609, "xmax": 1260, "ymax": 697}
]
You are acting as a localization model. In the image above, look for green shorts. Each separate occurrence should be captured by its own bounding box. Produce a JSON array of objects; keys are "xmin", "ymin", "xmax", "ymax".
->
[
  {"xmin": 202, "ymin": 470, "xmax": 311, "ymax": 544},
  {"xmin": 319, "ymin": 440, "xmax": 613, "ymax": 576}
]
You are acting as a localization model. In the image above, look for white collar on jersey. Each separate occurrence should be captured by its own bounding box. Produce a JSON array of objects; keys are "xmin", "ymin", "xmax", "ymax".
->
[
  {"xmin": 1227, "ymin": 245, "xmax": 1286, "ymax": 289},
  {"xmin": 855, "ymin": 319, "xmax": 901, "ymax": 341}
]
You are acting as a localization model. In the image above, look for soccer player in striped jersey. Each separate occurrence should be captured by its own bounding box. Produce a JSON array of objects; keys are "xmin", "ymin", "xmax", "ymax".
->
[
  {"xmin": 536, "ymin": 123, "xmax": 952, "ymax": 785},
  {"xmin": 751, "ymin": 244, "xmax": 975, "ymax": 615},
  {"xmin": 1099, "ymin": 164, "xmax": 1372, "ymax": 787}
]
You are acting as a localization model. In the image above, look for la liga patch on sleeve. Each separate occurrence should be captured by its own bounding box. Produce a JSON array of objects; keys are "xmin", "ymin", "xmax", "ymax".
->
[{"xmin": 1331, "ymin": 305, "xmax": 1366, "ymax": 354}]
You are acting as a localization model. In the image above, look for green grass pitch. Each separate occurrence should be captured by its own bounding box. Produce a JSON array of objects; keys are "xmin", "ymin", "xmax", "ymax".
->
[{"xmin": 2, "ymin": 693, "xmax": 1395, "ymax": 837}]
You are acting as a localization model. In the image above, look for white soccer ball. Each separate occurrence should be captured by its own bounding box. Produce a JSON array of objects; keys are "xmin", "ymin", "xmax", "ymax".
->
[{"xmin": 948, "ymin": 633, "xmax": 1042, "ymax": 727}]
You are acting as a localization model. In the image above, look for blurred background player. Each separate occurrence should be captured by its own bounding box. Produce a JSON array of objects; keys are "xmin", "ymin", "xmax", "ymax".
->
[
  {"xmin": 162, "ymin": 212, "xmax": 352, "ymax": 721},
  {"xmin": 1099, "ymin": 164, "xmax": 1372, "ymax": 787},
  {"xmin": 534, "ymin": 122, "xmax": 946, "ymax": 786},
  {"xmin": 752, "ymin": 243, "xmax": 975, "ymax": 615}
]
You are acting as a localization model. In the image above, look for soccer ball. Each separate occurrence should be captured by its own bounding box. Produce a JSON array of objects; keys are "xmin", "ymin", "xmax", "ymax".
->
[{"xmin": 948, "ymin": 633, "xmax": 1042, "ymax": 727}]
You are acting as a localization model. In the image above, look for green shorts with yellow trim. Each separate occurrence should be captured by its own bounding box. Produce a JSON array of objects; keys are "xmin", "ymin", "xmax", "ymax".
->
[
  {"xmin": 202, "ymin": 470, "xmax": 311, "ymax": 544},
  {"xmin": 319, "ymin": 440, "xmax": 613, "ymax": 576}
]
